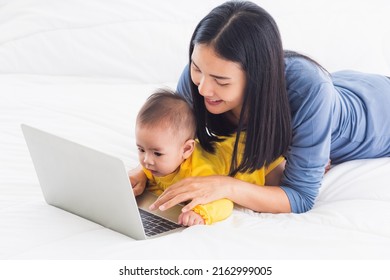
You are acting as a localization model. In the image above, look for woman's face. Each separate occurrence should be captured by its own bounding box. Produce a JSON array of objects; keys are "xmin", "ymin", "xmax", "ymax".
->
[{"xmin": 190, "ymin": 44, "xmax": 246, "ymax": 120}]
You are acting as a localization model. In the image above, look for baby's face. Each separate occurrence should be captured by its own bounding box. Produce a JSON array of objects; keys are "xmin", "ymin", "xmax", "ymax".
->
[{"xmin": 135, "ymin": 124, "xmax": 187, "ymax": 177}]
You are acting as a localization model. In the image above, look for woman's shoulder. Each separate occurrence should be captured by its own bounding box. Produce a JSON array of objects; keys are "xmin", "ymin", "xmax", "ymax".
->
[
  {"xmin": 284, "ymin": 56, "xmax": 333, "ymax": 98},
  {"xmin": 284, "ymin": 56, "xmax": 337, "ymax": 118},
  {"xmin": 284, "ymin": 55, "xmax": 329, "ymax": 83}
]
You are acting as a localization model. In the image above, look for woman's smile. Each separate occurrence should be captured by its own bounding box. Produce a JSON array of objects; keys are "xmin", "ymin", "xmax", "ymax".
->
[{"xmin": 205, "ymin": 98, "xmax": 223, "ymax": 106}]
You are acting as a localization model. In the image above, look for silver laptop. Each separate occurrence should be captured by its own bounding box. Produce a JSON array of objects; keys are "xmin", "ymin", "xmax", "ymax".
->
[{"xmin": 21, "ymin": 124, "xmax": 183, "ymax": 240}]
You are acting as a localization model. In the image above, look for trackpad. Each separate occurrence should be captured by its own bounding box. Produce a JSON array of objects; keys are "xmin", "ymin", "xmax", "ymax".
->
[{"xmin": 136, "ymin": 191, "xmax": 183, "ymax": 223}]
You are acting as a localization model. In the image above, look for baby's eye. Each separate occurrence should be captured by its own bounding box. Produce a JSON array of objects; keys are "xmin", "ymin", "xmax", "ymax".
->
[
  {"xmin": 154, "ymin": 152, "xmax": 163, "ymax": 157},
  {"xmin": 137, "ymin": 147, "xmax": 145, "ymax": 153}
]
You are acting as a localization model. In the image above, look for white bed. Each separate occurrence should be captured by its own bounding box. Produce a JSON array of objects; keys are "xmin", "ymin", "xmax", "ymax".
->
[{"xmin": 1, "ymin": 0, "xmax": 390, "ymax": 264}]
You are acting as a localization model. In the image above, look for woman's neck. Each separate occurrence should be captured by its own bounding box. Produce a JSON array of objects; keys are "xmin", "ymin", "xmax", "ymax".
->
[{"xmin": 224, "ymin": 111, "xmax": 240, "ymax": 125}]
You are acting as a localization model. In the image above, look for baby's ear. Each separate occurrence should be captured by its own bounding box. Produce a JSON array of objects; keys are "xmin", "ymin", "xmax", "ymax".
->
[{"xmin": 182, "ymin": 139, "xmax": 195, "ymax": 159}]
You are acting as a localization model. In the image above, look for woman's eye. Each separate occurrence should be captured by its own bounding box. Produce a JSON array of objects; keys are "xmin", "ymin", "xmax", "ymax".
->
[
  {"xmin": 215, "ymin": 80, "xmax": 229, "ymax": 86},
  {"xmin": 191, "ymin": 63, "xmax": 201, "ymax": 72}
]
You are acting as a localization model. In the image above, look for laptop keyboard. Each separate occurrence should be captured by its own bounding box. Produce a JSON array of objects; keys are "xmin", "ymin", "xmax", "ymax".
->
[{"xmin": 139, "ymin": 208, "xmax": 182, "ymax": 237}]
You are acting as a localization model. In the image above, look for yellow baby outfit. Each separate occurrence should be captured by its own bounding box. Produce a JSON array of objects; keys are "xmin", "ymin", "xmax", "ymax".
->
[{"xmin": 143, "ymin": 135, "xmax": 284, "ymax": 225}]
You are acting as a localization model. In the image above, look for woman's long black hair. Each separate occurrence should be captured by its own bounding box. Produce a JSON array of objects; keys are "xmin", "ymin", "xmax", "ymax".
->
[{"xmin": 189, "ymin": 1, "xmax": 292, "ymax": 176}]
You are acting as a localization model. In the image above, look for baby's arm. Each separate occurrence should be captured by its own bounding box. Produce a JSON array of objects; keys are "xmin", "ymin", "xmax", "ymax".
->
[
  {"xmin": 178, "ymin": 211, "xmax": 205, "ymax": 226},
  {"xmin": 192, "ymin": 199, "xmax": 234, "ymax": 225}
]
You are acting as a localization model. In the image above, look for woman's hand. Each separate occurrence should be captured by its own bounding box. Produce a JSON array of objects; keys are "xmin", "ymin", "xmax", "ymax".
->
[
  {"xmin": 128, "ymin": 165, "xmax": 147, "ymax": 196},
  {"xmin": 149, "ymin": 175, "xmax": 233, "ymax": 212}
]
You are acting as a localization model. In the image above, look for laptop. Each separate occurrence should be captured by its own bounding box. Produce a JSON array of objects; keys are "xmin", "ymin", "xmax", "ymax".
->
[{"xmin": 21, "ymin": 124, "xmax": 184, "ymax": 240}]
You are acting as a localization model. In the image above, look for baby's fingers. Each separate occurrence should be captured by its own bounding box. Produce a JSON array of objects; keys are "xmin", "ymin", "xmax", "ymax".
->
[{"xmin": 132, "ymin": 183, "xmax": 144, "ymax": 196}]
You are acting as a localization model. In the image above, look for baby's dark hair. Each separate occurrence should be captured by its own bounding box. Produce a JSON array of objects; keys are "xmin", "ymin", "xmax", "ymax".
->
[{"xmin": 136, "ymin": 88, "xmax": 196, "ymax": 139}]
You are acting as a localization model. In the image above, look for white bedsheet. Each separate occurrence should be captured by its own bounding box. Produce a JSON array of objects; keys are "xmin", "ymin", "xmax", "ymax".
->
[{"xmin": 1, "ymin": 0, "xmax": 390, "ymax": 261}]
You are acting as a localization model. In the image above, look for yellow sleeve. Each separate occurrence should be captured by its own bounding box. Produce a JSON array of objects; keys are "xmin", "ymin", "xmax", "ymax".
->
[
  {"xmin": 265, "ymin": 156, "xmax": 285, "ymax": 175},
  {"xmin": 192, "ymin": 199, "xmax": 233, "ymax": 225}
]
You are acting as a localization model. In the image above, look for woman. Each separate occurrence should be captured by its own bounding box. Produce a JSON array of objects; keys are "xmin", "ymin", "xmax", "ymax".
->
[{"xmin": 131, "ymin": 1, "xmax": 390, "ymax": 214}]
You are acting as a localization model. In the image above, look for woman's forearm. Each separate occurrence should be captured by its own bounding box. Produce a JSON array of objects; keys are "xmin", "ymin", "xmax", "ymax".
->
[
  {"xmin": 150, "ymin": 175, "xmax": 291, "ymax": 214},
  {"xmin": 225, "ymin": 178, "xmax": 291, "ymax": 213}
]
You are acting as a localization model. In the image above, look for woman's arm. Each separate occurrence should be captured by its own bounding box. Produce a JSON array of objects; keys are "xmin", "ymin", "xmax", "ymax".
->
[
  {"xmin": 150, "ymin": 175, "xmax": 291, "ymax": 214},
  {"xmin": 279, "ymin": 58, "xmax": 335, "ymax": 213},
  {"xmin": 228, "ymin": 179, "xmax": 291, "ymax": 213},
  {"xmin": 150, "ymin": 157, "xmax": 329, "ymax": 214}
]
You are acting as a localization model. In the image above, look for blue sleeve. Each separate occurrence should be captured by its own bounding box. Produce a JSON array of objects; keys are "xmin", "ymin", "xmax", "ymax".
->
[
  {"xmin": 176, "ymin": 64, "xmax": 193, "ymax": 105},
  {"xmin": 281, "ymin": 60, "xmax": 335, "ymax": 213}
]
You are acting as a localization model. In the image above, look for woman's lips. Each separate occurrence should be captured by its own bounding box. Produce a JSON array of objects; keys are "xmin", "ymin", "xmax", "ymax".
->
[{"xmin": 205, "ymin": 98, "xmax": 223, "ymax": 106}]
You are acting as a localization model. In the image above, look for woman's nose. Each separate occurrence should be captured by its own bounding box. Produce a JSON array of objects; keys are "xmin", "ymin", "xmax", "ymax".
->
[{"xmin": 198, "ymin": 77, "xmax": 213, "ymax": 97}]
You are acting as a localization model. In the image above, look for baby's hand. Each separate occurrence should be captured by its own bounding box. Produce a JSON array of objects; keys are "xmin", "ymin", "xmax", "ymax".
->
[
  {"xmin": 128, "ymin": 167, "xmax": 147, "ymax": 196},
  {"xmin": 178, "ymin": 210, "xmax": 205, "ymax": 226}
]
